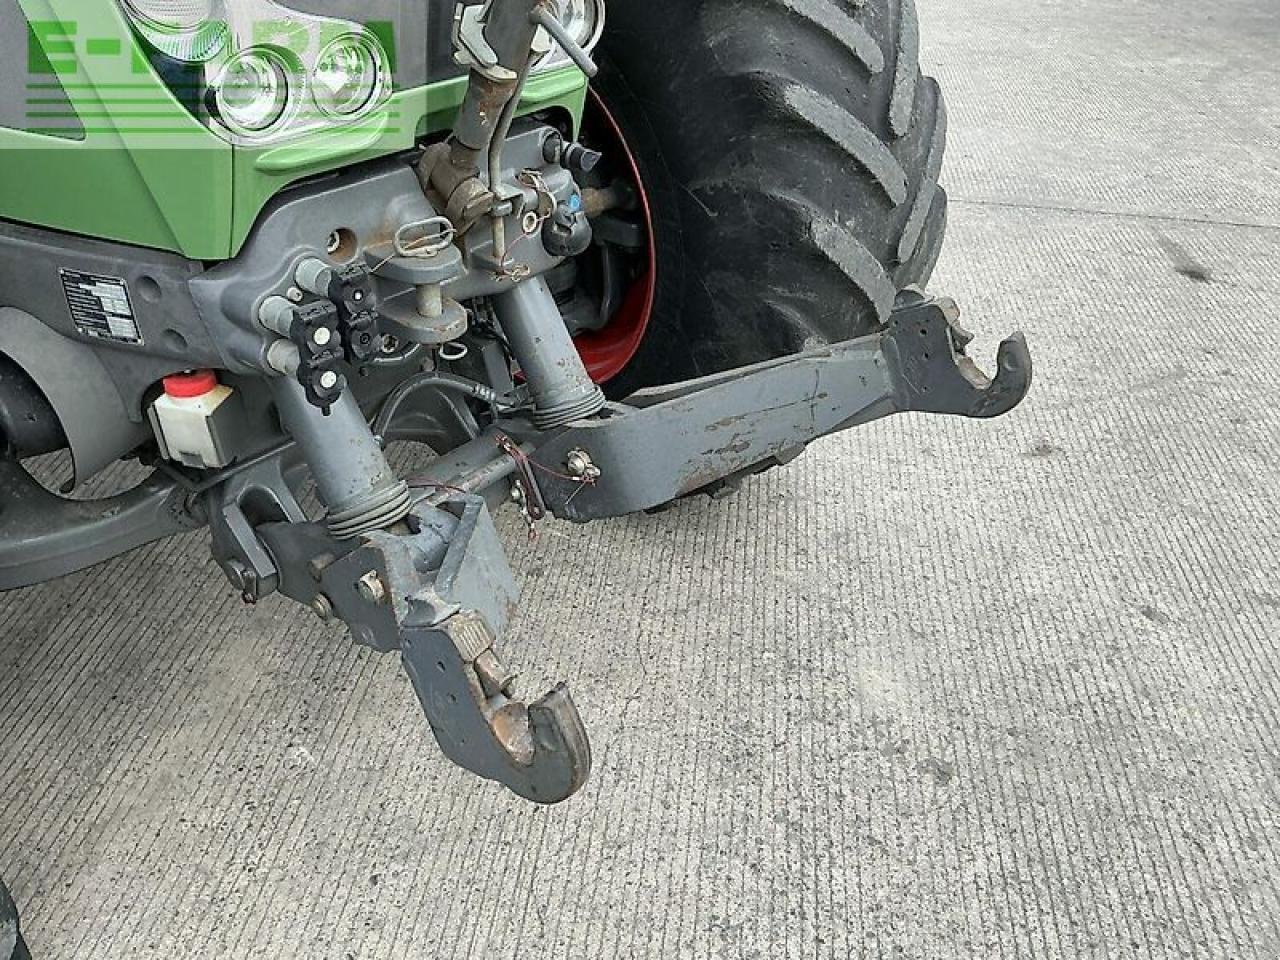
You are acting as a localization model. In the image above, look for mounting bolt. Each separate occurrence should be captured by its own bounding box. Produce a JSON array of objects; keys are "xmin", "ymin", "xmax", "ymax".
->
[
  {"xmin": 565, "ymin": 448, "xmax": 601, "ymax": 481},
  {"xmin": 356, "ymin": 570, "xmax": 388, "ymax": 605},
  {"xmin": 311, "ymin": 593, "xmax": 334, "ymax": 621}
]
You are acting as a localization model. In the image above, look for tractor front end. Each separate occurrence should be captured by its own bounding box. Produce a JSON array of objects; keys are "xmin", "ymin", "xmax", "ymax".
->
[{"xmin": 0, "ymin": 0, "xmax": 1031, "ymax": 818}]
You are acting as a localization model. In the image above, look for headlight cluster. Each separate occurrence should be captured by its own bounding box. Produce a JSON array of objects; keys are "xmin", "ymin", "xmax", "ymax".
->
[
  {"xmin": 118, "ymin": 0, "xmax": 604, "ymax": 144},
  {"xmin": 312, "ymin": 34, "xmax": 387, "ymax": 118},
  {"xmin": 118, "ymin": 0, "xmax": 390, "ymax": 144}
]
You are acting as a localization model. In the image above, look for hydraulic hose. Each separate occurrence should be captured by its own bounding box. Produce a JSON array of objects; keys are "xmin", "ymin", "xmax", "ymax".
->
[
  {"xmin": 487, "ymin": 56, "xmax": 533, "ymax": 267},
  {"xmin": 373, "ymin": 372, "xmax": 520, "ymax": 440}
]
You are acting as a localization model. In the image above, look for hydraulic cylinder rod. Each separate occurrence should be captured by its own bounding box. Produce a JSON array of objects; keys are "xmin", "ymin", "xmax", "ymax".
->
[
  {"xmin": 270, "ymin": 377, "xmax": 411, "ymax": 538},
  {"xmin": 493, "ymin": 276, "xmax": 605, "ymax": 428}
]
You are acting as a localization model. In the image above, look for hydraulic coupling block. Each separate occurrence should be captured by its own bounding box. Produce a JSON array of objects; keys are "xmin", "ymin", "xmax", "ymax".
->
[
  {"xmin": 260, "ymin": 295, "xmax": 347, "ymax": 413},
  {"xmin": 266, "ymin": 341, "xmax": 346, "ymax": 414},
  {"xmin": 329, "ymin": 264, "xmax": 384, "ymax": 366},
  {"xmin": 259, "ymin": 296, "xmax": 341, "ymax": 361},
  {"xmin": 295, "ymin": 258, "xmax": 386, "ymax": 367},
  {"xmin": 542, "ymin": 131, "xmax": 603, "ymax": 175}
]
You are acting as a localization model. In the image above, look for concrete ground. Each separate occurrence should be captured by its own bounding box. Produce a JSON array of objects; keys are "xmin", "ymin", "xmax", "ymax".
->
[{"xmin": 3, "ymin": 0, "xmax": 1280, "ymax": 956}]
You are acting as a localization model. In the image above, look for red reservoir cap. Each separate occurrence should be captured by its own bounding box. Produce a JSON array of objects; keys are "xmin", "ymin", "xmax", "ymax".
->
[{"xmin": 163, "ymin": 369, "xmax": 219, "ymax": 398}]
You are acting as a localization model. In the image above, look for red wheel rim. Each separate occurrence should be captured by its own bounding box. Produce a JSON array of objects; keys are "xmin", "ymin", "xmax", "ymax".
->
[{"xmin": 574, "ymin": 87, "xmax": 658, "ymax": 384}]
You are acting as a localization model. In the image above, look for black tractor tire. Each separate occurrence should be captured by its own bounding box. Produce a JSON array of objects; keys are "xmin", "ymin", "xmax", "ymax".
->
[
  {"xmin": 0, "ymin": 879, "xmax": 28, "ymax": 960},
  {"xmin": 598, "ymin": 0, "xmax": 949, "ymax": 394}
]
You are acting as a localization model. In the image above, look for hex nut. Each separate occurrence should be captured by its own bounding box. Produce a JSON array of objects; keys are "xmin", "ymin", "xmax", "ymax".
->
[
  {"xmin": 311, "ymin": 593, "xmax": 335, "ymax": 621},
  {"xmin": 356, "ymin": 571, "xmax": 388, "ymax": 605},
  {"xmin": 565, "ymin": 448, "xmax": 602, "ymax": 481}
]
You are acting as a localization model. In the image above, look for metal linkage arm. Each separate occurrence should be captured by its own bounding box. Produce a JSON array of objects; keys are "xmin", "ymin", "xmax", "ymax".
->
[
  {"xmin": 210, "ymin": 289, "xmax": 1025, "ymax": 806},
  {"xmin": 526, "ymin": 289, "xmax": 1033, "ymax": 521},
  {"xmin": 0, "ymin": 458, "xmax": 200, "ymax": 591}
]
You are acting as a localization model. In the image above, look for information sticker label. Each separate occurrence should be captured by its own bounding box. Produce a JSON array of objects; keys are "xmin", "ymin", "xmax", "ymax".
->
[{"xmin": 60, "ymin": 269, "xmax": 143, "ymax": 345}]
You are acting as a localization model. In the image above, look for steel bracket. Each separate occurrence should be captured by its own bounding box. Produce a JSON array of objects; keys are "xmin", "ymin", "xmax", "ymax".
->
[{"xmin": 262, "ymin": 496, "xmax": 592, "ymax": 804}]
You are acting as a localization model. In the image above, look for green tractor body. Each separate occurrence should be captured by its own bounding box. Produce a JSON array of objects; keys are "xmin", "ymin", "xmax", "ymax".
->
[{"xmin": 1, "ymin": 0, "xmax": 586, "ymax": 258}]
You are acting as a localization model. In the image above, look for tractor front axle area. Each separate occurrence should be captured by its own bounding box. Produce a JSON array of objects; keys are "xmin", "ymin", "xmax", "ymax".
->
[
  {"xmin": 259, "ymin": 289, "xmax": 1029, "ymax": 803},
  {"xmin": 0, "ymin": 0, "xmax": 1030, "ymax": 808},
  {"xmin": 71, "ymin": 288, "xmax": 1023, "ymax": 806}
]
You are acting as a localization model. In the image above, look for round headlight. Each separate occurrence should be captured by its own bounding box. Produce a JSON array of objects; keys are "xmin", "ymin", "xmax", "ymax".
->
[
  {"xmin": 312, "ymin": 34, "xmax": 387, "ymax": 118},
  {"xmin": 211, "ymin": 48, "xmax": 292, "ymax": 136},
  {"xmin": 532, "ymin": 0, "xmax": 605, "ymax": 72},
  {"xmin": 557, "ymin": 0, "xmax": 604, "ymax": 49},
  {"xmin": 122, "ymin": 0, "xmax": 214, "ymax": 31}
]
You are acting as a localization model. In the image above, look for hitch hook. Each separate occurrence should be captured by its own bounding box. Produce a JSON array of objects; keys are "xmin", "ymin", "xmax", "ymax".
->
[
  {"xmin": 887, "ymin": 288, "xmax": 1034, "ymax": 420},
  {"xmin": 401, "ymin": 611, "xmax": 591, "ymax": 804}
]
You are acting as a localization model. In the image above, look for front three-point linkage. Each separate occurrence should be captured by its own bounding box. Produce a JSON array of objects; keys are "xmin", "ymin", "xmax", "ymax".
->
[{"xmin": 247, "ymin": 0, "xmax": 609, "ymax": 805}]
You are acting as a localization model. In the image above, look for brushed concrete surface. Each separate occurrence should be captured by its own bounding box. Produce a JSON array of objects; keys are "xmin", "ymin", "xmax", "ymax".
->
[{"xmin": 3, "ymin": 0, "xmax": 1280, "ymax": 957}]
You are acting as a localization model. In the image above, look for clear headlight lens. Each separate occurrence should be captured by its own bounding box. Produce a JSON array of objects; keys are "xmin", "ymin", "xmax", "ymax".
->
[
  {"xmin": 121, "ymin": 0, "xmax": 227, "ymax": 61},
  {"xmin": 533, "ymin": 0, "xmax": 606, "ymax": 74},
  {"xmin": 211, "ymin": 47, "xmax": 292, "ymax": 135},
  {"xmin": 122, "ymin": 0, "xmax": 214, "ymax": 31},
  {"xmin": 312, "ymin": 34, "xmax": 387, "ymax": 118}
]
